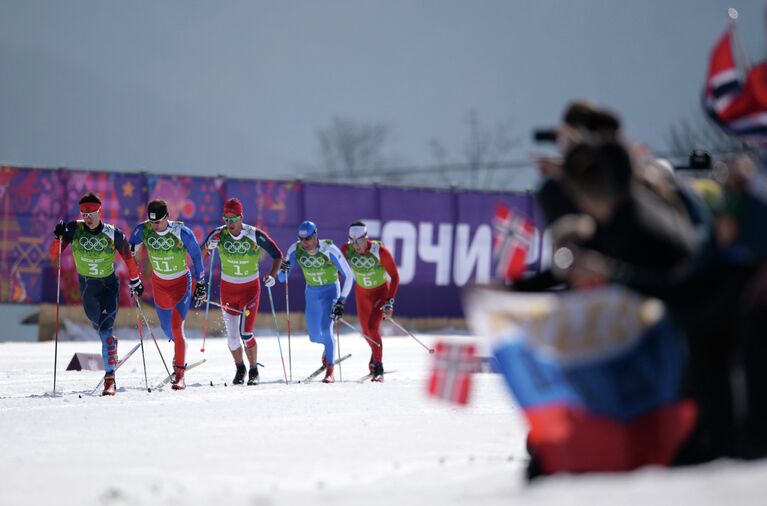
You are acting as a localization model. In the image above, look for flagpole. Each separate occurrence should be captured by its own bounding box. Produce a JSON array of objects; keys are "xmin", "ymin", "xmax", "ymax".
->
[{"xmin": 728, "ymin": 8, "xmax": 751, "ymax": 74}]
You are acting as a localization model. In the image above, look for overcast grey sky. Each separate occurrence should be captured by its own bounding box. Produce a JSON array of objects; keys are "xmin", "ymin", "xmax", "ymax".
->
[{"xmin": 0, "ymin": 1, "xmax": 764, "ymax": 188}]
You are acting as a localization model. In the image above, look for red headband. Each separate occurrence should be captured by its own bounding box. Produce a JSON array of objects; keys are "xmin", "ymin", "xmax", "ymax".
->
[
  {"xmin": 79, "ymin": 203, "xmax": 101, "ymax": 214},
  {"xmin": 223, "ymin": 198, "xmax": 243, "ymax": 216}
]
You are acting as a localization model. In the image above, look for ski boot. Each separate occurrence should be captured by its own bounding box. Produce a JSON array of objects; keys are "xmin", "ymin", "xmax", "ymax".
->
[
  {"xmin": 371, "ymin": 361, "xmax": 385, "ymax": 382},
  {"xmin": 247, "ymin": 366, "xmax": 260, "ymax": 386},
  {"xmin": 233, "ymin": 362, "xmax": 247, "ymax": 385},
  {"xmin": 172, "ymin": 365, "xmax": 186, "ymax": 390},
  {"xmin": 102, "ymin": 373, "xmax": 116, "ymax": 396},
  {"xmin": 322, "ymin": 364, "xmax": 335, "ymax": 383}
]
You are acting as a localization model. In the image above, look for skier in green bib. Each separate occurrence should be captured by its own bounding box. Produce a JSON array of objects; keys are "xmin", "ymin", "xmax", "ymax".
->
[
  {"xmin": 201, "ymin": 197, "xmax": 283, "ymax": 385},
  {"xmin": 129, "ymin": 199, "xmax": 206, "ymax": 390},
  {"xmin": 50, "ymin": 192, "xmax": 144, "ymax": 396},
  {"xmin": 278, "ymin": 220, "xmax": 353, "ymax": 383}
]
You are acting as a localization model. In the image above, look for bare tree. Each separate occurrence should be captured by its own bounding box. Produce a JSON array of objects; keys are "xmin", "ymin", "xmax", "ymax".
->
[
  {"xmin": 429, "ymin": 109, "xmax": 521, "ymax": 189},
  {"xmin": 317, "ymin": 117, "xmax": 394, "ymax": 180}
]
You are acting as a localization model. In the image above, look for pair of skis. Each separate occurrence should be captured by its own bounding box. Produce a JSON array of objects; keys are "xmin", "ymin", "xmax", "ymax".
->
[
  {"xmin": 300, "ymin": 353, "xmax": 352, "ymax": 383},
  {"xmin": 355, "ymin": 369, "xmax": 396, "ymax": 383},
  {"xmin": 89, "ymin": 342, "xmax": 141, "ymax": 395},
  {"xmin": 153, "ymin": 359, "xmax": 207, "ymax": 390},
  {"xmin": 300, "ymin": 354, "xmax": 395, "ymax": 383}
]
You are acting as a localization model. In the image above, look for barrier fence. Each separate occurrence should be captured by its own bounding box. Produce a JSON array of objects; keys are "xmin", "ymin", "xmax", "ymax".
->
[{"xmin": 0, "ymin": 166, "xmax": 541, "ymax": 318}]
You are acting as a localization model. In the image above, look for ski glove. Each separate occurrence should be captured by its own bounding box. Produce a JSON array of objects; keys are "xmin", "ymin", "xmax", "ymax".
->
[
  {"xmin": 382, "ymin": 298, "xmax": 395, "ymax": 318},
  {"xmin": 331, "ymin": 299, "xmax": 345, "ymax": 321},
  {"xmin": 263, "ymin": 275, "xmax": 276, "ymax": 288},
  {"xmin": 193, "ymin": 282, "xmax": 207, "ymax": 308},
  {"xmin": 279, "ymin": 259, "xmax": 290, "ymax": 273},
  {"xmin": 54, "ymin": 220, "xmax": 66, "ymax": 239},
  {"xmin": 129, "ymin": 277, "xmax": 144, "ymax": 297}
]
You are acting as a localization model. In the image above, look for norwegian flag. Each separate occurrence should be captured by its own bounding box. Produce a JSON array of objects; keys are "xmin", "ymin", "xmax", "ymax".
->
[
  {"xmin": 492, "ymin": 204, "xmax": 534, "ymax": 282},
  {"xmin": 704, "ymin": 30, "xmax": 742, "ymax": 115},
  {"xmin": 704, "ymin": 29, "xmax": 767, "ymax": 142},
  {"xmin": 427, "ymin": 341, "xmax": 477, "ymax": 405}
]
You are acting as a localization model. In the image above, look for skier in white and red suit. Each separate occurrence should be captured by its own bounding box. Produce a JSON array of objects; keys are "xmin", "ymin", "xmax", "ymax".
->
[
  {"xmin": 341, "ymin": 221, "xmax": 400, "ymax": 382},
  {"xmin": 201, "ymin": 198, "xmax": 282, "ymax": 386}
]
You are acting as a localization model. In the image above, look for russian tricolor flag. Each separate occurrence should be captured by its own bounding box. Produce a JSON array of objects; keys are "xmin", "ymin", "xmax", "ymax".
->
[{"xmin": 466, "ymin": 286, "xmax": 697, "ymax": 474}]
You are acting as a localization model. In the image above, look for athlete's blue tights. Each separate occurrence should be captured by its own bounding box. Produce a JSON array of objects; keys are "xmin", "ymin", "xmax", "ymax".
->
[
  {"xmin": 305, "ymin": 284, "xmax": 338, "ymax": 364},
  {"xmin": 79, "ymin": 274, "xmax": 119, "ymax": 373}
]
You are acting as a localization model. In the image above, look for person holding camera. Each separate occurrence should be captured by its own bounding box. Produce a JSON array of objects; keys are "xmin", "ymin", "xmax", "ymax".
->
[
  {"xmin": 278, "ymin": 220, "xmax": 353, "ymax": 383},
  {"xmin": 50, "ymin": 192, "xmax": 144, "ymax": 396}
]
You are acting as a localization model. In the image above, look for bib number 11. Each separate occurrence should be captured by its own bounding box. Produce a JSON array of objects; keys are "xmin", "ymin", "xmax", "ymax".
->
[{"xmin": 152, "ymin": 259, "xmax": 172, "ymax": 272}]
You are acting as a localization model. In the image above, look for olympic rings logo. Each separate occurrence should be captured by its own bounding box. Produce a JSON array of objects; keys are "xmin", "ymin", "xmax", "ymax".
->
[
  {"xmin": 78, "ymin": 236, "xmax": 109, "ymax": 252},
  {"xmin": 350, "ymin": 256, "xmax": 376, "ymax": 269},
  {"xmin": 147, "ymin": 236, "xmax": 175, "ymax": 251},
  {"xmin": 299, "ymin": 256, "xmax": 326, "ymax": 269},
  {"xmin": 222, "ymin": 240, "xmax": 251, "ymax": 255}
]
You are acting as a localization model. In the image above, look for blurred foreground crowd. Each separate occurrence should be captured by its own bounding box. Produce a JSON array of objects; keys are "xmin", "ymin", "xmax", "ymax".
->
[{"xmin": 517, "ymin": 99, "xmax": 767, "ymax": 472}]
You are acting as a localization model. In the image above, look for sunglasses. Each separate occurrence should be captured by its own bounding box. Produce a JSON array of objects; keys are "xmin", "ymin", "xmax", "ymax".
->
[
  {"xmin": 298, "ymin": 235, "xmax": 315, "ymax": 242},
  {"xmin": 223, "ymin": 216, "xmax": 241, "ymax": 223},
  {"xmin": 350, "ymin": 236, "xmax": 367, "ymax": 246},
  {"xmin": 81, "ymin": 211, "xmax": 99, "ymax": 219}
]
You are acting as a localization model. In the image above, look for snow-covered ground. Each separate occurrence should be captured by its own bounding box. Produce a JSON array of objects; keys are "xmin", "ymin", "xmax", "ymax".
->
[{"xmin": 1, "ymin": 329, "xmax": 765, "ymax": 506}]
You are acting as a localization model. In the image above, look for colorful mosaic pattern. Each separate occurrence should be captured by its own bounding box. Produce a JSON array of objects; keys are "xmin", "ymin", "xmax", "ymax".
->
[{"xmin": 1, "ymin": 167, "xmax": 534, "ymax": 317}]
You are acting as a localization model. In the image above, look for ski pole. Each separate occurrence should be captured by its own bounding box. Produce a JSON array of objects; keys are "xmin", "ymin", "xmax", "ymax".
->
[
  {"xmin": 385, "ymin": 316, "xmax": 435, "ymax": 354},
  {"xmin": 207, "ymin": 299, "xmax": 249, "ymax": 315},
  {"xmin": 266, "ymin": 285, "xmax": 289, "ymax": 384},
  {"xmin": 133, "ymin": 297, "xmax": 173, "ymax": 378},
  {"xmin": 200, "ymin": 248, "xmax": 216, "ymax": 353},
  {"xmin": 336, "ymin": 321, "xmax": 342, "ymax": 382},
  {"xmin": 338, "ymin": 318, "xmax": 381, "ymax": 347},
  {"xmin": 134, "ymin": 294, "xmax": 149, "ymax": 391},
  {"xmin": 52, "ymin": 237, "xmax": 62, "ymax": 396},
  {"xmin": 285, "ymin": 276, "xmax": 292, "ymax": 382}
]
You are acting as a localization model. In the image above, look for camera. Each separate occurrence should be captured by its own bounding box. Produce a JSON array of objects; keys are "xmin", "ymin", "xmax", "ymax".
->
[
  {"xmin": 689, "ymin": 150, "xmax": 712, "ymax": 170},
  {"xmin": 533, "ymin": 128, "xmax": 558, "ymax": 143}
]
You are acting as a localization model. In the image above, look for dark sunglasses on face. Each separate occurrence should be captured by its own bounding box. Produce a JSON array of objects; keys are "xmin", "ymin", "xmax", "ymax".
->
[
  {"xmin": 223, "ymin": 216, "xmax": 241, "ymax": 223},
  {"xmin": 298, "ymin": 235, "xmax": 314, "ymax": 242}
]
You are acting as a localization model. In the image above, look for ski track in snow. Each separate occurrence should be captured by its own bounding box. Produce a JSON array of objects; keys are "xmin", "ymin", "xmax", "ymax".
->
[{"xmin": 1, "ymin": 333, "xmax": 765, "ymax": 506}]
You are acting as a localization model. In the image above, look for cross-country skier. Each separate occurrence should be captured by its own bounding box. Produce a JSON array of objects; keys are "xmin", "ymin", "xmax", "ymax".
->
[
  {"xmin": 278, "ymin": 220, "xmax": 353, "ymax": 383},
  {"xmin": 50, "ymin": 192, "xmax": 144, "ymax": 396},
  {"xmin": 341, "ymin": 221, "xmax": 400, "ymax": 381},
  {"xmin": 129, "ymin": 199, "xmax": 206, "ymax": 390},
  {"xmin": 201, "ymin": 198, "xmax": 282, "ymax": 385}
]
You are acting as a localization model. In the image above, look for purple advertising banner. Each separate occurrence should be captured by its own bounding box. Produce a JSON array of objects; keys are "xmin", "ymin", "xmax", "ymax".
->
[{"xmin": 0, "ymin": 167, "xmax": 542, "ymax": 318}]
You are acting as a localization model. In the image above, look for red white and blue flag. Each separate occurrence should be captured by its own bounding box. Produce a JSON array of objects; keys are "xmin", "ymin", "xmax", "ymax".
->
[
  {"xmin": 465, "ymin": 286, "xmax": 697, "ymax": 473},
  {"xmin": 704, "ymin": 28, "xmax": 767, "ymax": 142},
  {"xmin": 427, "ymin": 341, "xmax": 477, "ymax": 405},
  {"xmin": 492, "ymin": 204, "xmax": 534, "ymax": 282}
]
